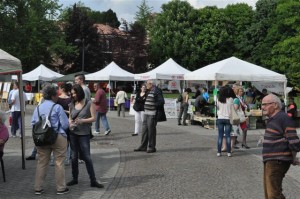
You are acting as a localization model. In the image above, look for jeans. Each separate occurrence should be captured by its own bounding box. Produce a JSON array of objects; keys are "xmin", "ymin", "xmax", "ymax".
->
[
  {"xmin": 263, "ymin": 160, "xmax": 291, "ymax": 199},
  {"xmin": 11, "ymin": 111, "xmax": 21, "ymax": 136},
  {"xmin": 178, "ymin": 103, "xmax": 189, "ymax": 124},
  {"xmin": 69, "ymin": 134, "xmax": 97, "ymax": 183},
  {"xmin": 95, "ymin": 112, "xmax": 110, "ymax": 132},
  {"xmin": 217, "ymin": 119, "xmax": 231, "ymax": 153}
]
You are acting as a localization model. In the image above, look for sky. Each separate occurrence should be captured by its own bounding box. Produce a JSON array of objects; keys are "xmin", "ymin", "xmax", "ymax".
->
[{"xmin": 58, "ymin": 0, "xmax": 258, "ymax": 24}]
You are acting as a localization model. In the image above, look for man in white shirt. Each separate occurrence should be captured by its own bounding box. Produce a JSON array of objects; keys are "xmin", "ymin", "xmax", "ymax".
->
[{"xmin": 10, "ymin": 81, "xmax": 27, "ymax": 137}]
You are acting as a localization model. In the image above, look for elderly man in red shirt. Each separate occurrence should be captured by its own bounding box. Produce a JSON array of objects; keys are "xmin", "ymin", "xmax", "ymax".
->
[{"xmin": 93, "ymin": 83, "xmax": 111, "ymax": 135}]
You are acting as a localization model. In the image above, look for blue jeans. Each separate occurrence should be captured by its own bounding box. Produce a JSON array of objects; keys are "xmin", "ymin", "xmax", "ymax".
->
[
  {"xmin": 95, "ymin": 112, "xmax": 110, "ymax": 132},
  {"xmin": 69, "ymin": 134, "xmax": 97, "ymax": 182},
  {"xmin": 217, "ymin": 119, "xmax": 232, "ymax": 153}
]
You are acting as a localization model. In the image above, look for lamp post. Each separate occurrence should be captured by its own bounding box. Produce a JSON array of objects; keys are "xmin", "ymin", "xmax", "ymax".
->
[{"xmin": 75, "ymin": 38, "xmax": 85, "ymax": 72}]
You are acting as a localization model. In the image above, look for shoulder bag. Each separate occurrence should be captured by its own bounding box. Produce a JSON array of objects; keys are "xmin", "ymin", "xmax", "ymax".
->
[{"xmin": 230, "ymin": 104, "xmax": 240, "ymax": 125}]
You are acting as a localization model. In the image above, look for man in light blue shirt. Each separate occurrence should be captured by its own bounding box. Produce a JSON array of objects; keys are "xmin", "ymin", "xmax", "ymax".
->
[{"xmin": 31, "ymin": 85, "xmax": 70, "ymax": 195}]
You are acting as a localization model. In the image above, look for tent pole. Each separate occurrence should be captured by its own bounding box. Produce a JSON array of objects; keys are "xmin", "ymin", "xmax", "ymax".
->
[
  {"xmin": 109, "ymin": 80, "xmax": 111, "ymax": 111},
  {"xmin": 214, "ymin": 80, "xmax": 218, "ymax": 130},
  {"xmin": 18, "ymin": 73, "xmax": 26, "ymax": 169},
  {"xmin": 284, "ymin": 81, "xmax": 287, "ymax": 112}
]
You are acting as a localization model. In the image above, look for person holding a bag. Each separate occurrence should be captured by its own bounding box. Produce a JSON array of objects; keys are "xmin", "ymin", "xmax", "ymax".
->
[
  {"xmin": 234, "ymin": 86, "xmax": 249, "ymax": 149},
  {"xmin": 132, "ymin": 84, "xmax": 147, "ymax": 136},
  {"xmin": 67, "ymin": 84, "xmax": 103, "ymax": 188},
  {"xmin": 216, "ymin": 86, "xmax": 236, "ymax": 157},
  {"xmin": 31, "ymin": 85, "xmax": 69, "ymax": 195}
]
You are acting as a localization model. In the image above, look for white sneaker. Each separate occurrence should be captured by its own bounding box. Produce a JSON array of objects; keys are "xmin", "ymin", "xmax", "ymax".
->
[
  {"xmin": 227, "ymin": 153, "xmax": 232, "ymax": 157},
  {"xmin": 94, "ymin": 131, "xmax": 100, "ymax": 134},
  {"xmin": 105, "ymin": 129, "xmax": 111, "ymax": 135},
  {"xmin": 217, "ymin": 153, "xmax": 221, "ymax": 157}
]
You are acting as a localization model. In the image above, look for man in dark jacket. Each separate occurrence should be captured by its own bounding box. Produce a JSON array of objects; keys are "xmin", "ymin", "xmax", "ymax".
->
[{"xmin": 134, "ymin": 80, "xmax": 165, "ymax": 153}]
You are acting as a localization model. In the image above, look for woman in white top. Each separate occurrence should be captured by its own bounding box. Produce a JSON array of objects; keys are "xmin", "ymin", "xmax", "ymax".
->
[
  {"xmin": 115, "ymin": 86, "xmax": 128, "ymax": 117},
  {"xmin": 216, "ymin": 86, "xmax": 236, "ymax": 157}
]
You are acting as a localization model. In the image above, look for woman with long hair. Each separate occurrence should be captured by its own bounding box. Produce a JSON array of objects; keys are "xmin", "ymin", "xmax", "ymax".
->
[
  {"xmin": 216, "ymin": 86, "xmax": 236, "ymax": 157},
  {"xmin": 67, "ymin": 84, "xmax": 103, "ymax": 188},
  {"xmin": 132, "ymin": 84, "xmax": 147, "ymax": 136}
]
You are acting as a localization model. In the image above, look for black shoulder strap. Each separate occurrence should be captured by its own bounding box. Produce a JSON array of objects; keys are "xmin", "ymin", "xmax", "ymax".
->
[
  {"xmin": 71, "ymin": 99, "xmax": 88, "ymax": 120},
  {"xmin": 48, "ymin": 103, "xmax": 57, "ymax": 120}
]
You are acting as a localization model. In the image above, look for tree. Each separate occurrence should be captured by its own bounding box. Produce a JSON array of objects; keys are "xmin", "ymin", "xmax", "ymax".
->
[
  {"xmin": 149, "ymin": 0, "xmax": 198, "ymax": 70},
  {"xmin": 62, "ymin": 4, "xmax": 104, "ymax": 73},
  {"xmin": 89, "ymin": 9, "xmax": 121, "ymax": 28},
  {"xmin": 0, "ymin": 0, "xmax": 66, "ymax": 72},
  {"xmin": 135, "ymin": 0, "xmax": 153, "ymax": 31}
]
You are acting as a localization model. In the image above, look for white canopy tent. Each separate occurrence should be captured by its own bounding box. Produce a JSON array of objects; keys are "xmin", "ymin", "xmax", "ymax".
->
[
  {"xmin": 134, "ymin": 58, "xmax": 191, "ymax": 81},
  {"xmin": 85, "ymin": 61, "xmax": 135, "ymax": 109},
  {"xmin": 184, "ymin": 56, "xmax": 288, "ymax": 128},
  {"xmin": 0, "ymin": 49, "xmax": 26, "ymax": 169},
  {"xmin": 22, "ymin": 64, "xmax": 63, "ymax": 81}
]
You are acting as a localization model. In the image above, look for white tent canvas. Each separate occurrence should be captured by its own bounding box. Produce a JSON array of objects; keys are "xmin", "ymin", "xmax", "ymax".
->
[
  {"xmin": 85, "ymin": 61, "xmax": 134, "ymax": 81},
  {"xmin": 135, "ymin": 58, "xmax": 191, "ymax": 80},
  {"xmin": 22, "ymin": 64, "xmax": 63, "ymax": 81},
  {"xmin": 184, "ymin": 57, "xmax": 286, "ymax": 82}
]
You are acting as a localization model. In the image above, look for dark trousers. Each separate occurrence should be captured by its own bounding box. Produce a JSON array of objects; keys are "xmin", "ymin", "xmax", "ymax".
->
[
  {"xmin": 178, "ymin": 103, "xmax": 188, "ymax": 124},
  {"xmin": 117, "ymin": 103, "xmax": 125, "ymax": 117},
  {"xmin": 69, "ymin": 134, "xmax": 97, "ymax": 183},
  {"xmin": 11, "ymin": 111, "xmax": 21, "ymax": 136},
  {"xmin": 263, "ymin": 160, "xmax": 291, "ymax": 199},
  {"xmin": 140, "ymin": 114, "xmax": 157, "ymax": 150}
]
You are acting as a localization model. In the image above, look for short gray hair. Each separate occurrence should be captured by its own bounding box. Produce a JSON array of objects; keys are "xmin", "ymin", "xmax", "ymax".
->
[
  {"xmin": 0, "ymin": 110, "xmax": 7, "ymax": 124},
  {"xmin": 268, "ymin": 94, "xmax": 282, "ymax": 110},
  {"xmin": 42, "ymin": 85, "xmax": 57, "ymax": 100}
]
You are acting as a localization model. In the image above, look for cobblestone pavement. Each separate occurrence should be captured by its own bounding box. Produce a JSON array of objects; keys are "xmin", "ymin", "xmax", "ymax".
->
[{"xmin": 1, "ymin": 105, "xmax": 300, "ymax": 198}]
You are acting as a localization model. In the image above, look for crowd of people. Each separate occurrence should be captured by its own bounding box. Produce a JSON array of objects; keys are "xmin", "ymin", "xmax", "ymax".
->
[{"xmin": 1, "ymin": 78, "xmax": 300, "ymax": 198}]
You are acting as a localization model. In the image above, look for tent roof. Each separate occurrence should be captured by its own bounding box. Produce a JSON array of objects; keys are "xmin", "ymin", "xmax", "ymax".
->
[
  {"xmin": 0, "ymin": 49, "xmax": 22, "ymax": 74},
  {"xmin": 52, "ymin": 71, "xmax": 89, "ymax": 82},
  {"xmin": 184, "ymin": 57, "xmax": 287, "ymax": 82},
  {"xmin": 134, "ymin": 58, "xmax": 191, "ymax": 80},
  {"xmin": 85, "ymin": 61, "xmax": 134, "ymax": 81},
  {"xmin": 23, "ymin": 64, "xmax": 63, "ymax": 81}
]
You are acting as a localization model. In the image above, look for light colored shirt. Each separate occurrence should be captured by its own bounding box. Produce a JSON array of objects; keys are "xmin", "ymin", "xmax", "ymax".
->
[
  {"xmin": 116, "ymin": 91, "xmax": 128, "ymax": 104},
  {"xmin": 10, "ymin": 89, "xmax": 27, "ymax": 112},
  {"xmin": 31, "ymin": 100, "xmax": 69, "ymax": 138},
  {"xmin": 217, "ymin": 98, "xmax": 233, "ymax": 120},
  {"xmin": 82, "ymin": 85, "xmax": 91, "ymax": 100}
]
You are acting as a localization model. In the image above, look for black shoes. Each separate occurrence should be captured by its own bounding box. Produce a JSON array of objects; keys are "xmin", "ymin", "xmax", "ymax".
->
[
  {"xmin": 91, "ymin": 181, "xmax": 104, "ymax": 188},
  {"xmin": 66, "ymin": 179, "xmax": 78, "ymax": 186},
  {"xmin": 131, "ymin": 133, "xmax": 138, "ymax": 136},
  {"xmin": 242, "ymin": 144, "xmax": 250, "ymax": 149},
  {"xmin": 147, "ymin": 148, "xmax": 156, "ymax": 153},
  {"xmin": 57, "ymin": 188, "xmax": 69, "ymax": 195},
  {"xmin": 134, "ymin": 148, "xmax": 147, "ymax": 152},
  {"xmin": 26, "ymin": 156, "xmax": 36, "ymax": 160},
  {"xmin": 178, "ymin": 123, "xmax": 182, "ymax": 126}
]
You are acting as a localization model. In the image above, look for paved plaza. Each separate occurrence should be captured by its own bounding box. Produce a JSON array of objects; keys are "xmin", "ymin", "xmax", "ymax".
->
[{"xmin": 1, "ymin": 104, "xmax": 300, "ymax": 198}]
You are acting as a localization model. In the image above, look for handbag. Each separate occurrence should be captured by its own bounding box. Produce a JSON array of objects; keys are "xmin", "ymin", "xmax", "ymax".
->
[
  {"xmin": 32, "ymin": 104, "xmax": 58, "ymax": 146},
  {"xmin": 236, "ymin": 106, "xmax": 246, "ymax": 123},
  {"xmin": 230, "ymin": 104, "xmax": 240, "ymax": 125}
]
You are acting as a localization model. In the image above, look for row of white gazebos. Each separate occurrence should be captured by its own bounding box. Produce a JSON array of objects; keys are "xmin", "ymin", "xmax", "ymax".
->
[{"xmin": 21, "ymin": 56, "xmax": 287, "ymax": 85}]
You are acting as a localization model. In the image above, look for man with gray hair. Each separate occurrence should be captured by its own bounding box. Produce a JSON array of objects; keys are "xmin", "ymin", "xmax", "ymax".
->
[
  {"xmin": 134, "ymin": 80, "xmax": 165, "ymax": 153},
  {"xmin": 262, "ymin": 94, "xmax": 300, "ymax": 199}
]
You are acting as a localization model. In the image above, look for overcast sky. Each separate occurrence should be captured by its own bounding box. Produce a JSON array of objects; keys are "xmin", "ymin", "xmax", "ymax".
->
[{"xmin": 58, "ymin": 0, "xmax": 257, "ymax": 23}]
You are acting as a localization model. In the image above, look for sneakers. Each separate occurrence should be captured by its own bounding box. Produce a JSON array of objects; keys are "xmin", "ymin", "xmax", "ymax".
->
[
  {"xmin": 57, "ymin": 188, "xmax": 69, "ymax": 195},
  {"xmin": 35, "ymin": 189, "xmax": 44, "ymax": 195},
  {"xmin": 105, "ymin": 129, "xmax": 111, "ymax": 135},
  {"xmin": 217, "ymin": 153, "xmax": 221, "ymax": 157},
  {"xmin": 227, "ymin": 153, "xmax": 232, "ymax": 157},
  {"xmin": 91, "ymin": 181, "xmax": 104, "ymax": 188},
  {"xmin": 78, "ymin": 159, "xmax": 85, "ymax": 164},
  {"xmin": 67, "ymin": 179, "xmax": 78, "ymax": 186},
  {"xmin": 26, "ymin": 156, "xmax": 36, "ymax": 160},
  {"xmin": 94, "ymin": 131, "xmax": 100, "ymax": 134}
]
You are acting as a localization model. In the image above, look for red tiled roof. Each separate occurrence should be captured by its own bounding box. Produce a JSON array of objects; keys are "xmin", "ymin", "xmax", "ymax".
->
[{"xmin": 94, "ymin": 24, "xmax": 126, "ymax": 36}]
